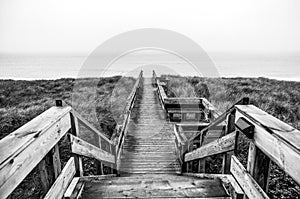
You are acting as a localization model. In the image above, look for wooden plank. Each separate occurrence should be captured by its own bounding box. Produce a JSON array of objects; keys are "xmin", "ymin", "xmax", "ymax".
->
[
  {"xmin": 94, "ymin": 135, "xmax": 104, "ymax": 175},
  {"xmin": 198, "ymin": 133, "xmax": 206, "ymax": 173},
  {"xmin": 222, "ymin": 112, "xmax": 236, "ymax": 174},
  {"xmin": 0, "ymin": 106, "xmax": 71, "ymax": 166},
  {"xmin": 235, "ymin": 105, "xmax": 300, "ymax": 185},
  {"xmin": 64, "ymin": 177, "xmax": 85, "ymax": 199},
  {"xmin": 69, "ymin": 112, "xmax": 83, "ymax": 177},
  {"xmin": 230, "ymin": 156, "xmax": 269, "ymax": 199},
  {"xmin": 0, "ymin": 112, "xmax": 71, "ymax": 199},
  {"xmin": 185, "ymin": 132, "xmax": 237, "ymax": 162},
  {"xmin": 167, "ymin": 109, "xmax": 205, "ymax": 114},
  {"xmin": 188, "ymin": 98, "xmax": 249, "ymax": 143},
  {"xmin": 235, "ymin": 105, "xmax": 300, "ymax": 151},
  {"xmin": 44, "ymin": 157, "xmax": 76, "ymax": 199},
  {"xmin": 70, "ymin": 109, "xmax": 112, "ymax": 145},
  {"xmin": 51, "ymin": 144, "xmax": 62, "ymax": 178},
  {"xmin": 38, "ymin": 154, "xmax": 54, "ymax": 193},
  {"xmin": 183, "ymin": 173, "xmax": 244, "ymax": 198},
  {"xmin": 247, "ymin": 142, "xmax": 271, "ymax": 192},
  {"xmin": 70, "ymin": 134, "xmax": 115, "ymax": 164}
]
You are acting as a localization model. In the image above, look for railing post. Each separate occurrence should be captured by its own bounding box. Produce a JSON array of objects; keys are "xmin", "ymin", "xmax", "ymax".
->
[
  {"xmin": 198, "ymin": 132, "xmax": 206, "ymax": 173},
  {"xmin": 245, "ymin": 142, "xmax": 271, "ymax": 199},
  {"xmin": 95, "ymin": 135, "xmax": 104, "ymax": 175},
  {"xmin": 109, "ymin": 144, "xmax": 115, "ymax": 174},
  {"xmin": 69, "ymin": 112, "xmax": 83, "ymax": 177},
  {"xmin": 38, "ymin": 101, "xmax": 63, "ymax": 194},
  {"xmin": 38, "ymin": 152, "xmax": 55, "ymax": 193},
  {"xmin": 222, "ymin": 110, "xmax": 236, "ymax": 174}
]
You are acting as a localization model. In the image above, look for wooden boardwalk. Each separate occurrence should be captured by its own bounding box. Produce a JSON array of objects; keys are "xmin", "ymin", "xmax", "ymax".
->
[
  {"xmin": 120, "ymin": 78, "xmax": 180, "ymax": 174},
  {"xmin": 2, "ymin": 71, "xmax": 300, "ymax": 199},
  {"xmin": 81, "ymin": 78, "xmax": 230, "ymax": 198}
]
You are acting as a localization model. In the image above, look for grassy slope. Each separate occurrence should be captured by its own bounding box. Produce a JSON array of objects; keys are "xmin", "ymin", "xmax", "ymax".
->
[
  {"xmin": 163, "ymin": 75, "xmax": 300, "ymax": 199},
  {"xmin": 0, "ymin": 76, "xmax": 135, "ymax": 198}
]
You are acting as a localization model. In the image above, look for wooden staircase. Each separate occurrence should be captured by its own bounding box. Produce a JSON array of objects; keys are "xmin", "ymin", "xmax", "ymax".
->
[
  {"xmin": 120, "ymin": 78, "xmax": 181, "ymax": 174},
  {"xmin": 80, "ymin": 78, "xmax": 229, "ymax": 198},
  {"xmin": 2, "ymin": 71, "xmax": 300, "ymax": 199}
]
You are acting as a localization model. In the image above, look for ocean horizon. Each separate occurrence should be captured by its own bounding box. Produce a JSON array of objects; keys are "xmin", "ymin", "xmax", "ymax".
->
[{"xmin": 1, "ymin": 52, "xmax": 300, "ymax": 82}]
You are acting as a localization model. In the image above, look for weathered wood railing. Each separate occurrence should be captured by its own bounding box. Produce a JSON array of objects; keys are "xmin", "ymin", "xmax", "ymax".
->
[
  {"xmin": 0, "ymin": 100, "xmax": 116, "ymax": 199},
  {"xmin": 115, "ymin": 70, "xmax": 143, "ymax": 172},
  {"xmin": 181, "ymin": 101, "xmax": 300, "ymax": 199},
  {"xmin": 153, "ymin": 71, "xmax": 218, "ymax": 122}
]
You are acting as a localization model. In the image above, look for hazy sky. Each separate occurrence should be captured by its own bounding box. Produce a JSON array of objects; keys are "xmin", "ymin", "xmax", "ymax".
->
[{"xmin": 0, "ymin": 0, "xmax": 300, "ymax": 54}]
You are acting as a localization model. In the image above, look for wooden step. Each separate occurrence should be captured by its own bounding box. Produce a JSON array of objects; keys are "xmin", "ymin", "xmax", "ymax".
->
[{"xmin": 80, "ymin": 174, "xmax": 230, "ymax": 198}]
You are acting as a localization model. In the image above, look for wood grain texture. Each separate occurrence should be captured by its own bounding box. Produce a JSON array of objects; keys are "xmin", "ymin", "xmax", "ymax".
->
[
  {"xmin": 71, "ymin": 109, "xmax": 112, "ymax": 145},
  {"xmin": 70, "ymin": 134, "xmax": 115, "ymax": 164},
  {"xmin": 235, "ymin": 105, "xmax": 300, "ymax": 185},
  {"xmin": 230, "ymin": 156, "xmax": 269, "ymax": 199},
  {"xmin": 120, "ymin": 78, "xmax": 180, "ymax": 174},
  {"xmin": 81, "ymin": 173, "xmax": 230, "ymax": 198},
  {"xmin": 185, "ymin": 132, "xmax": 237, "ymax": 162},
  {"xmin": 0, "ymin": 111, "xmax": 71, "ymax": 199},
  {"xmin": 44, "ymin": 157, "xmax": 76, "ymax": 199},
  {"xmin": 64, "ymin": 177, "xmax": 85, "ymax": 199},
  {"xmin": 182, "ymin": 173, "xmax": 244, "ymax": 198},
  {"xmin": 0, "ymin": 106, "xmax": 71, "ymax": 165}
]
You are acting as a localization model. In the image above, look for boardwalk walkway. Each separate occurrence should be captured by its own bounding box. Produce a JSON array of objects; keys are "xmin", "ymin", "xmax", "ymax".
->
[
  {"xmin": 120, "ymin": 78, "xmax": 180, "ymax": 174},
  {"xmin": 81, "ymin": 78, "xmax": 230, "ymax": 198}
]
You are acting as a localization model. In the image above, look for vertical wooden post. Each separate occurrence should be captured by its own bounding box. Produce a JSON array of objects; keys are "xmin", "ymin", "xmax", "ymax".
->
[
  {"xmin": 222, "ymin": 111, "xmax": 235, "ymax": 174},
  {"xmin": 94, "ymin": 135, "xmax": 104, "ymax": 175},
  {"xmin": 38, "ymin": 101, "xmax": 64, "ymax": 194},
  {"xmin": 247, "ymin": 142, "xmax": 271, "ymax": 191},
  {"xmin": 38, "ymin": 143, "xmax": 62, "ymax": 194},
  {"xmin": 169, "ymin": 113, "xmax": 173, "ymax": 121},
  {"xmin": 181, "ymin": 113, "xmax": 187, "ymax": 122},
  {"xmin": 51, "ymin": 144, "xmax": 62, "ymax": 178},
  {"xmin": 198, "ymin": 132, "xmax": 206, "ymax": 173},
  {"xmin": 70, "ymin": 112, "xmax": 83, "ymax": 177},
  {"xmin": 38, "ymin": 153, "xmax": 55, "ymax": 193},
  {"xmin": 109, "ymin": 144, "xmax": 115, "ymax": 174}
]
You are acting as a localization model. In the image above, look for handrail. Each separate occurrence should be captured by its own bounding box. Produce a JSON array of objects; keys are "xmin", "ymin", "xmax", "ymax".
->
[
  {"xmin": 115, "ymin": 71, "xmax": 143, "ymax": 170},
  {"xmin": 187, "ymin": 97, "xmax": 249, "ymax": 143},
  {"xmin": 234, "ymin": 104, "xmax": 300, "ymax": 185},
  {"xmin": 70, "ymin": 109, "xmax": 113, "ymax": 145},
  {"xmin": 0, "ymin": 101, "xmax": 117, "ymax": 198},
  {"xmin": 182, "ymin": 101, "xmax": 300, "ymax": 198}
]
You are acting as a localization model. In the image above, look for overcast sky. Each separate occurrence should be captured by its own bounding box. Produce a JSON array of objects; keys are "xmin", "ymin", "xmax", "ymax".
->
[{"xmin": 0, "ymin": 0, "xmax": 300, "ymax": 54}]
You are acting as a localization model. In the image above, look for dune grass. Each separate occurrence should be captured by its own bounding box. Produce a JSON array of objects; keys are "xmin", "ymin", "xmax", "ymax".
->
[
  {"xmin": 163, "ymin": 75, "xmax": 300, "ymax": 199},
  {"xmin": 0, "ymin": 76, "xmax": 135, "ymax": 198}
]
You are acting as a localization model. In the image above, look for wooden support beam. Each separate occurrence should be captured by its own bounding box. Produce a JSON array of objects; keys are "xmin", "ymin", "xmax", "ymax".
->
[
  {"xmin": 109, "ymin": 144, "xmax": 115, "ymax": 174},
  {"xmin": 198, "ymin": 132, "xmax": 205, "ymax": 173},
  {"xmin": 185, "ymin": 131, "xmax": 237, "ymax": 162},
  {"xmin": 230, "ymin": 156, "xmax": 269, "ymax": 199},
  {"xmin": 70, "ymin": 134, "xmax": 115, "ymax": 164},
  {"xmin": 94, "ymin": 135, "xmax": 104, "ymax": 175},
  {"xmin": 69, "ymin": 112, "xmax": 83, "ymax": 177},
  {"xmin": 51, "ymin": 144, "xmax": 62, "ymax": 178},
  {"xmin": 44, "ymin": 157, "xmax": 76, "ymax": 199},
  {"xmin": 64, "ymin": 177, "xmax": 85, "ymax": 199},
  {"xmin": 223, "ymin": 111, "xmax": 236, "ymax": 174},
  {"xmin": 71, "ymin": 110, "xmax": 112, "ymax": 145},
  {"xmin": 0, "ymin": 108, "xmax": 71, "ymax": 199},
  {"xmin": 38, "ymin": 145, "xmax": 61, "ymax": 194},
  {"xmin": 247, "ymin": 142, "xmax": 271, "ymax": 192},
  {"xmin": 38, "ymin": 153, "xmax": 55, "ymax": 193},
  {"xmin": 235, "ymin": 105, "xmax": 300, "ymax": 185}
]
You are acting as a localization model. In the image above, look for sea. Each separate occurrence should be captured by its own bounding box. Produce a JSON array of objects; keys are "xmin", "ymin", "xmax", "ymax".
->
[{"xmin": 0, "ymin": 52, "xmax": 300, "ymax": 81}]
